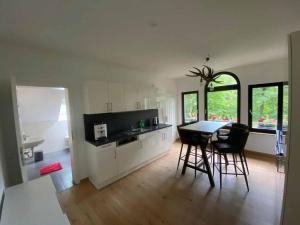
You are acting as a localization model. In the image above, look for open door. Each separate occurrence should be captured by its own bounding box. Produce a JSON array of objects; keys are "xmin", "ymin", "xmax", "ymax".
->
[{"xmin": 10, "ymin": 77, "xmax": 27, "ymax": 182}]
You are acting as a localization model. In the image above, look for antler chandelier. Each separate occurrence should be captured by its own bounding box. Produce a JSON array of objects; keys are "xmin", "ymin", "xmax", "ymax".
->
[{"xmin": 185, "ymin": 56, "xmax": 222, "ymax": 84}]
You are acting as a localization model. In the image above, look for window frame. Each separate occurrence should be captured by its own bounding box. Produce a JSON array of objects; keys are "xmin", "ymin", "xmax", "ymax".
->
[
  {"xmin": 248, "ymin": 81, "xmax": 288, "ymax": 134},
  {"xmin": 204, "ymin": 72, "xmax": 241, "ymax": 123},
  {"xmin": 181, "ymin": 91, "xmax": 199, "ymax": 125}
]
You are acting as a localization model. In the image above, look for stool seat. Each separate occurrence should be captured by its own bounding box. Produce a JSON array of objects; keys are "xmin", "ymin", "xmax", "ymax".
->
[{"xmin": 212, "ymin": 141, "xmax": 240, "ymax": 153}]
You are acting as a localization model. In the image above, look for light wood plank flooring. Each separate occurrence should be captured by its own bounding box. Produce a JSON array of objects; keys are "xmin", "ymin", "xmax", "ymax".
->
[{"xmin": 58, "ymin": 142, "xmax": 285, "ymax": 225}]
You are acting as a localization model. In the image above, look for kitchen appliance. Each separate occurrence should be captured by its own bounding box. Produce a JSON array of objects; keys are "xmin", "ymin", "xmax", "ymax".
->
[
  {"xmin": 94, "ymin": 123, "xmax": 107, "ymax": 140},
  {"xmin": 153, "ymin": 117, "xmax": 159, "ymax": 126}
]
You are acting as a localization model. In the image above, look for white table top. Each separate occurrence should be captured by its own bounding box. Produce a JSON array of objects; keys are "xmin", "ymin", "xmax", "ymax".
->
[
  {"xmin": 180, "ymin": 121, "xmax": 230, "ymax": 134},
  {"xmin": 1, "ymin": 176, "xmax": 69, "ymax": 225}
]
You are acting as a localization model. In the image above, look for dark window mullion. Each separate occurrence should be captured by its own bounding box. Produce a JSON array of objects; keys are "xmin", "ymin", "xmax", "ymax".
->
[{"xmin": 206, "ymin": 84, "xmax": 239, "ymax": 92}]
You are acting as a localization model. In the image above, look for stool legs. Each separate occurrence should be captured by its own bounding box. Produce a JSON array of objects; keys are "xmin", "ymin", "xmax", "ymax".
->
[
  {"xmin": 177, "ymin": 143, "xmax": 184, "ymax": 170},
  {"xmin": 213, "ymin": 147, "xmax": 215, "ymax": 175},
  {"xmin": 219, "ymin": 153, "xmax": 222, "ymax": 189},
  {"xmin": 194, "ymin": 146, "xmax": 198, "ymax": 178},
  {"xmin": 232, "ymin": 153, "xmax": 238, "ymax": 177},
  {"xmin": 239, "ymin": 153, "xmax": 249, "ymax": 192},
  {"xmin": 242, "ymin": 150, "xmax": 250, "ymax": 174}
]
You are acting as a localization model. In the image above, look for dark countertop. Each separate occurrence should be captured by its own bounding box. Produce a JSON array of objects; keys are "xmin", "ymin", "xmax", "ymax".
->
[{"xmin": 86, "ymin": 123, "xmax": 172, "ymax": 147}]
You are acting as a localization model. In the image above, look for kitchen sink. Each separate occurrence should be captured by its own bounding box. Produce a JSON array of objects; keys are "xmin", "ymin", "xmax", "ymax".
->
[{"xmin": 125, "ymin": 128, "xmax": 152, "ymax": 135}]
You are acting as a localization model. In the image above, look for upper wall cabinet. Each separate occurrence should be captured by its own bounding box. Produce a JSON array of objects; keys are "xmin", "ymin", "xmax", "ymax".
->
[
  {"xmin": 108, "ymin": 82, "xmax": 126, "ymax": 112},
  {"xmin": 84, "ymin": 81, "xmax": 109, "ymax": 114},
  {"xmin": 84, "ymin": 81, "xmax": 170, "ymax": 114},
  {"xmin": 124, "ymin": 84, "xmax": 141, "ymax": 111}
]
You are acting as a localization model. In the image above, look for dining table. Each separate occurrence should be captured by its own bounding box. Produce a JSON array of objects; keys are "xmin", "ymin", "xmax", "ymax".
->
[{"xmin": 179, "ymin": 120, "xmax": 231, "ymax": 187}]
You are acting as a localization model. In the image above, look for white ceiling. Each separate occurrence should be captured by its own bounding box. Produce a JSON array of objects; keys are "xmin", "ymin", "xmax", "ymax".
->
[{"xmin": 0, "ymin": 0, "xmax": 299, "ymax": 78}]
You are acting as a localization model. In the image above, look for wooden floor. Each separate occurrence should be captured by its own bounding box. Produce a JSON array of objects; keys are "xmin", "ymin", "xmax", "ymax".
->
[{"xmin": 58, "ymin": 142, "xmax": 285, "ymax": 225}]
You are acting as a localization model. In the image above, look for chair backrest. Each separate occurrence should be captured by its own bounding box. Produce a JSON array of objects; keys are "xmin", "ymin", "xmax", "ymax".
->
[
  {"xmin": 177, "ymin": 128, "xmax": 209, "ymax": 149},
  {"xmin": 232, "ymin": 123, "xmax": 249, "ymax": 130},
  {"xmin": 227, "ymin": 126, "xmax": 249, "ymax": 152},
  {"xmin": 217, "ymin": 123, "xmax": 248, "ymax": 138}
]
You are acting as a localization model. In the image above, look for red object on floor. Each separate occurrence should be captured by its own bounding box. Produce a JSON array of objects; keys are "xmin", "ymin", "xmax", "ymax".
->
[{"xmin": 40, "ymin": 162, "xmax": 62, "ymax": 175}]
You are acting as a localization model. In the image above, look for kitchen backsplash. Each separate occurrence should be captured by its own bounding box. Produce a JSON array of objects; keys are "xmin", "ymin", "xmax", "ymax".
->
[{"xmin": 84, "ymin": 109, "xmax": 159, "ymax": 141}]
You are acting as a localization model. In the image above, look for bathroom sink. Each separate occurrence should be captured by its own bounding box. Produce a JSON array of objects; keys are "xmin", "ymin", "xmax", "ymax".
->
[{"xmin": 22, "ymin": 138, "xmax": 44, "ymax": 149}]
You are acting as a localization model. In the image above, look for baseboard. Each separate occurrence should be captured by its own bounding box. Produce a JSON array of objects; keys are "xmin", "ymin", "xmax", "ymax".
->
[{"xmin": 244, "ymin": 149, "xmax": 276, "ymax": 160}]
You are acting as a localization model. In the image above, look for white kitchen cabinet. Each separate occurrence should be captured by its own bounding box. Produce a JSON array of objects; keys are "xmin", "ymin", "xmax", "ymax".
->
[
  {"xmin": 86, "ymin": 126, "xmax": 173, "ymax": 190},
  {"xmin": 84, "ymin": 81, "xmax": 109, "ymax": 114},
  {"xmin": 140, "ymin": 86, "xmax": 157, "ymax": 110},
  {"xmin": 139, "ymin": 130, "xmax": 162, "ymax": 159},
  {"xmin": 108, "ymin": 82, "xmax": 126, "ymax": 112},
  {"xmin": 87, "ymin": 142, "xmax": 118, "ymax": 188},
  {"xmin": 116, "ymin": 140, "xmax": 142, "ymax": 174},
  {"xmin": 124, "ymin": 84, "xmax": 142, "ymax": 111},
  {"xmin": 160, "ymin": 126, "xmax": 173, "ymax": 152}
]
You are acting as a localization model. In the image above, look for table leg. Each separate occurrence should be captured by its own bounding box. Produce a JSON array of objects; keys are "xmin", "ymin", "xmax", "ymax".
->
[
  {"xmin": 181, "ymin": 144, "xmax": 192, "ymax": 175},
  {"xmin": 200, "ymin": 147, "xmax": 215, "ymax": 187}
]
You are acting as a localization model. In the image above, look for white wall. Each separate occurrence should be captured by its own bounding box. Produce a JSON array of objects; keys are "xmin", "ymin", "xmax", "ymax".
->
[
  {"xmin": 281, "ymin": 30, "xmax": 300, "ymax": 225},
  {"xmin": 17, "ymin": 86, "xmax": 69, "ymax": 154},
  {"xmin": 176, "ymin": 58, "xmax": 288, "ymax": 154},
  {"xmin": 0, "ymin": 42, "xmax": 177, "ymax": 185}
]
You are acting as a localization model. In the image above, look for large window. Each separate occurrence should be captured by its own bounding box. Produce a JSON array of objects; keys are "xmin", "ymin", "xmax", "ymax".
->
[
  {"xmin": 182, "ymin": 91, "xmax": 199, "ymax": 124},
  {"xmin": 248, "ymin": 82, "xmax": 288, "ymax": 133},
  {"xmin": 205, "ymin": 72, "xmax": 240, "ymax": 122}
]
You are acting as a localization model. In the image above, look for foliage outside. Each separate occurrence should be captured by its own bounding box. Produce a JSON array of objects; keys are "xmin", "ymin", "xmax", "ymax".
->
[
  {"xmin": 283, "ymin": 85, "xmax": 288, "ymax": 129},
  {"xmin": 183, "ymin": 93, "xmax": 198, "ymax": 123},
  {"xmin": 252, "ymin": 86, "xmax": 278, "ymax": 129},
  {"xmin": 207, "ymin": 90, "xmax": 238, "ymax": 122},
  {"xmin": 207, "ymin": 74, "xmax": 238, "ymax": 122}
]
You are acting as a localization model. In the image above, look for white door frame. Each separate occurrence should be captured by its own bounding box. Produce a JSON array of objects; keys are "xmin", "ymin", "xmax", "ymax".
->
[
  {"xmin": 11, "ymin": 79, "xmax": 79, "ymax": 185},
  {"xmin": 10, "ymin": 77, "xmax": 27, "ymax": 182}
]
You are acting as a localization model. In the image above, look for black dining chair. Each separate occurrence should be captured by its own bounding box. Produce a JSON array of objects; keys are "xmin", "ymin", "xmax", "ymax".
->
[
  {"xmin": 176, "ymin": 123, "xmax": 201, "ymax": 171},
  {"xmin": 216, "ymin": 123, "xmax": 250, "ymax": 174},
  {"xmin": 177, "ymin": 127, "xmax": 210, "ymax": 178},
  {"xmin": 212, "ymin": 126, "xmax": 250, "ymax": 191}
]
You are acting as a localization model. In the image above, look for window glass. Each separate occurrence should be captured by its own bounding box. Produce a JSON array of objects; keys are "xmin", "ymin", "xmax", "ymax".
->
[
  {"xmin": 208, "ymin": 74, "xmax": 237, "ymax": 88},
  {"xmin": 251, "ymin": 86, "xmax": 278, "ymax": 130},
  {"xmin": 283, "ymin": 85, "xmax": 289, "ymax": 130},
  {"xmin": 182, "ymin": 92, "xmax": 198, "ymax": 124},
  {"xmin": 207, "ymin": 90, "xmax": 238, "ymax": 122}
]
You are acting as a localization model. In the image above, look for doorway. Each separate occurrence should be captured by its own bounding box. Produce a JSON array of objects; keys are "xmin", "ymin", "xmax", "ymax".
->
[{"xmin": 15, "ymin": 86, "xmax": 74, "ymax": 192}]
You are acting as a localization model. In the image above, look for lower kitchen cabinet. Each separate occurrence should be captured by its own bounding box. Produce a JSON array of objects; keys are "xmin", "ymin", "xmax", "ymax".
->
[
  {"xmin": 160, "ymin": 126, "xmax": 173, "ymax": 151},
  {"xmin": 87, "ymin": 142, "xmax": 118, "ymax": 188},
  {"xmin": 116, "ymin": 140, "xmax": 143, "ymax": 174},
  {"xmin": 86, "ymin": 127, "xmax": 173, "ymax": 189}
]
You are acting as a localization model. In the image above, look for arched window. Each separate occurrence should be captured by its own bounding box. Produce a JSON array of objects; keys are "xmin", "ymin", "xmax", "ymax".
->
[{"xmin": 205, "ymin": 72, "xmax": 240, "ymax": 122}]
